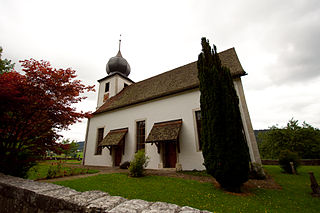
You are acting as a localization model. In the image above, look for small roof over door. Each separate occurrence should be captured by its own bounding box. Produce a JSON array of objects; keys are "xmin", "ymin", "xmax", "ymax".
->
[
  {"xmin": 145, "ymin": 119, "xmax": 182, "ymax": 143},
  {"xmin": 99, "ymin": 128, "xmax": 128, "ymax": 147}
]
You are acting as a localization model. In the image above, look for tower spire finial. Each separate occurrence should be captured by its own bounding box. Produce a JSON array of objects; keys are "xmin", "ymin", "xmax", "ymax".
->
[{"xmin": 119, "ymin": 34, "xmax": 122, "ymax": 51}]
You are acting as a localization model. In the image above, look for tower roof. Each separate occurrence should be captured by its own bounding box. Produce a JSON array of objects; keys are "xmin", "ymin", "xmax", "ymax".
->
[{"xmin": 106, "ymin": 37, "xmax": 131, "ymax": 77}]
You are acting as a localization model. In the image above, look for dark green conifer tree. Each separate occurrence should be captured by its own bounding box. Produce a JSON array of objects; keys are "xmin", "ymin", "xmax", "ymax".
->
[{"xmin": 197, "ymin": 37, "xmax": 250, "ymax": 192}]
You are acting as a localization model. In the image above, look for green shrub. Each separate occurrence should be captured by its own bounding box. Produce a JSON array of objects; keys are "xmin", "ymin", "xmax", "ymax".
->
[
  {"xmin": 46, "ymin": 165, "xmax": 57, "ymax": 179},
  {"xmin": 279, "ymin": 149, "xmax": 300, "ymax": 174},
  {"xmin": 0, "ymin": 149, "xmax": 39, "ymax": 178},
  {"xmin": 46, "ymin": 161, "xmax": 63, "ymax": 179},
  {"xmin": 129, "ymin": 149, "xmax": 149, "ymax": 177}
]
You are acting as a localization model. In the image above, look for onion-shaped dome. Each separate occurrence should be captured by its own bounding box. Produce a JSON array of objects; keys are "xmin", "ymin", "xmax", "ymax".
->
[{"xmin": 106, "ymin": 50, "xmax": 131, "ymax": 77}]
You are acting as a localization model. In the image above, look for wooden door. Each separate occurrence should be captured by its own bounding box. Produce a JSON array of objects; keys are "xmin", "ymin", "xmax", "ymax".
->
[
  {"xmin": 114, "ymin": 146, "xmax": 122, "ymax": 167},
  {"xmin": 164, "ymin": 142, "xmax": 176, "ymax": 168}
]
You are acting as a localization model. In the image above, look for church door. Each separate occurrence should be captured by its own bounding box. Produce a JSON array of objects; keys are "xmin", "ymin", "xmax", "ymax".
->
[
  {"xmin": 164, "ymin": 142, "xmax": 177, "ymax": 168},
  {"xmin": 114, "ymin": 146, "xmax": 122, "ymax": 167}
]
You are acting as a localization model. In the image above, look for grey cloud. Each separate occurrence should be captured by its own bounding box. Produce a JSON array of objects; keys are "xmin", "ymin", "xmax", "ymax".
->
[{"xmin": 240, "ymin": 1, "xmax": 320, "ymax": 85}]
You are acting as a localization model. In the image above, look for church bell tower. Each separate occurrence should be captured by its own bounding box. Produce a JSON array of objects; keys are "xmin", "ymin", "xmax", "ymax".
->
[{"xmin": 96, "ymin": 38, "xmax": 134, "ymax": 108}]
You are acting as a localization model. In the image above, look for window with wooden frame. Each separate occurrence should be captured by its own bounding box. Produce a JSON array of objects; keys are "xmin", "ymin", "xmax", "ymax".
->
[
  {"xmin": 136, "ymin": 120, "xmax": 145, "ymax": 151},
  {"xmin": 195, "ymin": 110, "xmax": 202, "ymax": 150},
  {"xmin": 95, "ymin": 128, "xmax": 104, "ymax": 155}
]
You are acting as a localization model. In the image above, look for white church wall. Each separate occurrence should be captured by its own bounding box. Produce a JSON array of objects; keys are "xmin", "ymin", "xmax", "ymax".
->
[
  {"xmin": 233, "ymin": 78, "xmax": 262, "ymax": 164},
  {"xmin": 84, "ymin": 89, "xmax": 206, "ymax": 170}
]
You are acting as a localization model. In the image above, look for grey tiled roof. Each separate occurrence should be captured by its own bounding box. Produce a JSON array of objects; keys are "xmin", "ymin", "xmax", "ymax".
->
[
  {"xmin": 146, "ymin": 119, "xmax": 182, "ymax": 143},
  {"xmin": 99, "ymin": 128, "xmax": 128, "ymax": 146},
  {"xmin": 94, "ymin": 48, "xmax": 245, "ymax": 115}
]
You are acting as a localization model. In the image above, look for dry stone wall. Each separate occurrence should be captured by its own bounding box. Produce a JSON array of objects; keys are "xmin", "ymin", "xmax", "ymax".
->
[{"xmin": 0, "ymin": 173, "xmax": 211, "ymax": 213}]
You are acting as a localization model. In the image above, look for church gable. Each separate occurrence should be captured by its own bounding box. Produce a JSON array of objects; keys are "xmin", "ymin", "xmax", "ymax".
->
[{"xmin": 94, "ymin": 48, "xmax": 245, "ymax": 115}]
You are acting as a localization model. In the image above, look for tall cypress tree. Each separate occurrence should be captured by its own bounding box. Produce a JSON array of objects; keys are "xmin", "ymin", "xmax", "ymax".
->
[{"xmin": 197, "ymin": 37, "xmax": 250, "ymax": 192}]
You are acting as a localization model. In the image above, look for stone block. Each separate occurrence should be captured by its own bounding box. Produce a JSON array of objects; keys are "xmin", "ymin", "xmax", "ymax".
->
[
  {"xmin": 39, "ymin": 186, "xmax": 80, "ymax": 198},
  {"xmin": 142, "ymin": 201, "xmax": 180, "ymax": 213},
  {"xmin": 33, "ymin": 186, "xmax": 82, "ymax": 212},
  {"xmin": 179, "ymin": 206, "xmax": 201, "ymax": 212},
  {"xmin": 109, "ymin": 199, "xmax": 151, "ymax": 212},
  {"xmin": 66, "ymin": 190, "xmax": 110, "ymax": 207},
  {"xmin": 86, "ymin": 195, "xmax": 127, "ymax": 212}
]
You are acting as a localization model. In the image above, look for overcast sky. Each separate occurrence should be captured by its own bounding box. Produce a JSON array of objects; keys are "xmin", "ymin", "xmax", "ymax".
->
[{"xmin": 1, "ymin": 0, "xmax": 319, "ymax": 142}]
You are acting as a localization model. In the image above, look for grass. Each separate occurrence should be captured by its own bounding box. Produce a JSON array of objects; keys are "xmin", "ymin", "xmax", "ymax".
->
[
  {"xmin": 179, "ymin": 170, "xmax": 211, "ymax": 177},
  {"xmin": 27, "ymin": 160, "xmax": 98, "ymax": 180},
  {"xmin": 49, "ymin": 151, "xmax": 83, "ymax": 159},
  {"xmin": 53, "ymin": 166, "xmax": 320, "ymax": 212}
]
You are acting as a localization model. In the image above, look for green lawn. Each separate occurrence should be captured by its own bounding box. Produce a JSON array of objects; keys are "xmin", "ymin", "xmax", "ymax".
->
[
  {"xmin": 179, "ymin": 170, "xmax": 211, "ymax": 177},
  {"xmin": 53, "ymin": 166, "xmax": 320, "ymax": 213},
  {"xmin": 49, "ymin": 152, "xmax": 83, "ymax": 159},
  {"xmin": 27, "ymin": 160, "xmax": 98, "ymax": 180}
]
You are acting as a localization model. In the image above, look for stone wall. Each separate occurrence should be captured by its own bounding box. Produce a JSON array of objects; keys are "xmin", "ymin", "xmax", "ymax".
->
[{"xmin": 0, "ymin": 173, "xmax": 210, "ymax": 213}]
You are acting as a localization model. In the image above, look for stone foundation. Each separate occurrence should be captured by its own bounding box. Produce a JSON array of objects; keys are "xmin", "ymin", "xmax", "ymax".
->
[{"xmin": 0, "ymin": 173, "xmax": 210, "ymax": 213}]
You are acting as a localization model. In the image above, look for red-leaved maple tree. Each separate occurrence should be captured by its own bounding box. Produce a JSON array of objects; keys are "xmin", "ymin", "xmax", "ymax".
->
[{"xmin": 0, "ymin": 59, "xmax": 94, "ymax": 177}]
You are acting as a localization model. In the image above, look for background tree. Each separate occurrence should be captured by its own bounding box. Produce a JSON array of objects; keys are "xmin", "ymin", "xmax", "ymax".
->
[
  {"xmin": 0, "ymin": 47, "xmax": 15, "ymax": 74},
  {"xmin": 258, "ymin": 118, "xmax": 320, "ymax": 159},
  {"xmin": 0, "ymin": 59, "xmax": 94, "ymax": 177},
  {"xmin": 197, "ymin": 37, "xmax": 250, "ymax": 192},
  {"xmin": 59, "ymin": 139, "xmax": 80, "ymax": 158}
]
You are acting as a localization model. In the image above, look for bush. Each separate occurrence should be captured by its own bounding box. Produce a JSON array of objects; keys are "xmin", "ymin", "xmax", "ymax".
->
[
  {"xmin": 0, "ymin": 149, "xmax": 38, "ymax": 178},
  {"xmin": 120, "ymin": 161, "xmax": 131, "ymax": 169},
  {"xmin": 46, "ymin": 165, "xmax": 58, "ymax": 179},
  {"xmin": 46, "ymin": 161, "xmax": 63, "ymax": 179},
  {"xmin": 279, "ymin": 150, "xmax": 300, "ymax": 174},
  {"xmin": 129, "ymin": 150, "xmax": 149, "ymax": 177}
]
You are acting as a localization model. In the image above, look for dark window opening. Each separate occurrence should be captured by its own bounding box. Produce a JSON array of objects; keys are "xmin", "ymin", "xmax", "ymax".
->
[
  {"xmin": 195, "ymin": 110, "xmax": 202, "ymax": 150},
  {"xmin": 105, "ymin": 82, "xmax": 110, "ymax": 92},
  {"xmin": 124, "ymin": 83, "xmax": 128, "ymax": 88},
  {"xmin": 95, "ymin": 128, "xmax": 104, "ymax": 155},
  {"xmin": 136, "ymin": 121, "xmax": 145, "ymax": 151}
]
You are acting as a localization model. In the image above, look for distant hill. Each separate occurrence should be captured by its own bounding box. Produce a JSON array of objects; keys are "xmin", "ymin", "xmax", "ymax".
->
[{"xmin": 77, "ymin": 141, "xmax": 84, "ymax": 151}]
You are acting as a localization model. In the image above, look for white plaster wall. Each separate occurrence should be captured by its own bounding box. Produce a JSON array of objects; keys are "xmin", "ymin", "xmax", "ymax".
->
[
  {"xmin": 97, "ymin": 77, "xmax": 116, "ymax": 108},
  {"xmin": 233, "ymin": 78, "xmax": 261, "ymax": 164},
  {"xmin": 97, "ymin": 75, "xmax": 133, "ymax": 109},
  {"xmin": 116, "ymin": 76, "xmax": 133, "ymax": 94},
  {"xmin": 84, "ymin": 89, "xmax": 206, "ymax": 170}
]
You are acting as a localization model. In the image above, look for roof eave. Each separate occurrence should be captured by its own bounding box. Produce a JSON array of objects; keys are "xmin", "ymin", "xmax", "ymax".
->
[
  {"xmin": 93, "ymin": 85, "xmax": 199, "ymax": 115},
  {"xmin": 98, "ymin": 73, "xmax": 135, "ymax": 83}
]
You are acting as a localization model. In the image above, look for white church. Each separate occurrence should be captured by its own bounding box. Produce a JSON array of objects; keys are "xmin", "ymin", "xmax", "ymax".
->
[{"xmin": 82, "ymin": 44, "xmax": 262, "ymax": 171}]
